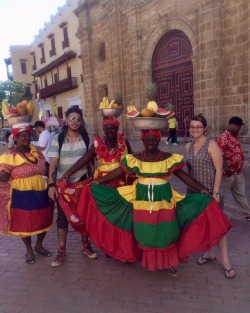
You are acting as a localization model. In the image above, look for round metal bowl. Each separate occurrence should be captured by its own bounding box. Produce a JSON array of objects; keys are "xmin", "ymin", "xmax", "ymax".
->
[
  {"xmin": 7, "ymin": 115, "xmax": 33, "ymax": 125},
  {"xmin": 127, "ymin": 117, "xmax": 168, "ymax": 130},
  {"xmin": 99, "ymin": 108, "xmax": 123, "ymax": 118}
]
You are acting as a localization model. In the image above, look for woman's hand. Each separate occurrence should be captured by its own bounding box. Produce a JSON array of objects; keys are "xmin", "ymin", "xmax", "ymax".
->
[
  {"xmin": 200, "ymin": 189, "xmax": 211, "ymax": 196},
  {"xmin": 212, "ymin": 193, "xmax": 220, "ymax": 203},
  {"xmin": 62, "ymin": 171, "xmax": 71, "ymax": 180},
  {"xmin": 0, "ymin": 170, "xmax": 10, "ymax": 182},
  {"xmin": 48, "ymin": 186, "xmax": 58, "ymax": 201},
  {"xmin": 90, "ymin": 180, "xmax": 100, "ymax": 185}
]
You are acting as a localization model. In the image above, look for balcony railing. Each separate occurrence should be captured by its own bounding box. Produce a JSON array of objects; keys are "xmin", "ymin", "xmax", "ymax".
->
[{"xmin": 39, "ymin": 77, "xmax": 78, "ymax": 99}]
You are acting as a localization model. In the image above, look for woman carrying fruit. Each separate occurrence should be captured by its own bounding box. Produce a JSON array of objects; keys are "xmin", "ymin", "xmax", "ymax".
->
[
  {"xmin": 57, "ymin": 129, "xmax": 232, "ymax": 277},
  {"xmin": 0, "ymin": 123, "xmax": 53, "ymax": 264}
]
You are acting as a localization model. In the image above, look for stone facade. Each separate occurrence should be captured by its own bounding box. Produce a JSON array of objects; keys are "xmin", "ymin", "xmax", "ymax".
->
[{"xmin": 75, "ymin": 0, "xmax": 250, "ymax": 140}]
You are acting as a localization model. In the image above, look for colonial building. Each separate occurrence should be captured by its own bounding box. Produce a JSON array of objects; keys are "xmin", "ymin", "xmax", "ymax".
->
[
  {"xmin": 5, "ymin": 0, "xmax": 82, "ymax": 124},
  {"xmin": 74, "ymin": 0, "xmax": 250, "ymax": 139},
  {"xmin": 31, "ymin": 0, "xmax": 82, "ymax": 120}
]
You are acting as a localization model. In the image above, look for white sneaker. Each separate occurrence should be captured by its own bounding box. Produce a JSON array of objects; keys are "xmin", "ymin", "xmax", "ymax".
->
[
  {"xmin": 165, "ymin": 141, "xmax": 169, "ymax": 145},
  {"xmin": 173, "ymin": 143, "xmax": 178, "ymax": 145}
]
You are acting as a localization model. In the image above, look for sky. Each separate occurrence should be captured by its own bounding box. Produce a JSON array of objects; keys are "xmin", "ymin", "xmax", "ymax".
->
[{"xmin": 0, "ymin": 0, "xmax": 67, "ymax": 81}]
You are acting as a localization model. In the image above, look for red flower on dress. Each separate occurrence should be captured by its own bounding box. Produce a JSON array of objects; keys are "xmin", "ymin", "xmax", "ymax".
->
[{"xmin": 94, "ymin": 133, "xmax": 126, "ymax": 163}]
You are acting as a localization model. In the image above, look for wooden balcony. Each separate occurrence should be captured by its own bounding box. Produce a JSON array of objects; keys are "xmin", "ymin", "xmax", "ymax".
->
[{"xmin": 39, "ymin": 77, "xmax": 78, "ymax": 99}]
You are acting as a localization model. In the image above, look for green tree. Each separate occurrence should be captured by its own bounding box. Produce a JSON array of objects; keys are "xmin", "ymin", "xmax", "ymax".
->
[{"xmin": 0, "ymin": 80, "xmax": 32, "ymax": 127}]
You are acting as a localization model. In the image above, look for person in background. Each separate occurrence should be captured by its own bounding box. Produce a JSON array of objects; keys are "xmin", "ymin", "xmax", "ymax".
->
[
  {"xmin": 48, "ymin": 107, "xmax": 97, "ymax": 267},
  {"xmin": 185, "ymin": 114, "xmax": 235, "ymax": 279},
  {"xmin": 7, "ymin": 133, "xmax": 15, "ymax": 149},
  {"xmin": 51, "ymin": 126, "xmax": 58, "ymax": 137},
  {"xmin": 217, "ymin": 116, "xmax": 250, "ymax": 222},
  {"xmin": 0, "ymin": 123, "xmax": 53, "ymax": 264},
  {"xmin": 184, "ymin": 113, "xmax": 191, "ymax": 142},
  {"xmin": 165, "ymin": 113, "xmax": 178, "ymax": 145},
  {"xmin": 33, "ymin": 120, "xmax": 53, "ymax": 167}
]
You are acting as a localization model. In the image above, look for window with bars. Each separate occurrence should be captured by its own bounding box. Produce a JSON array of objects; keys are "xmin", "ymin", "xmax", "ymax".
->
[
  {"xmin": 50, "ymin": 37, "xmax": 56, "ymax": 57},
  {"xmin": 62, "ymin": 26, "xmax": 69, "ymax": 49},
  {"xmin": 32, "ymin": 54, "xmax": 37, "ymax": 71},
  {"xmin": 40, "ymin": 46, "xmax": 46, "ymax": 64},
  {"xmin": 21, "ymin": 62, "xmax": 27, "ymax": 74}
]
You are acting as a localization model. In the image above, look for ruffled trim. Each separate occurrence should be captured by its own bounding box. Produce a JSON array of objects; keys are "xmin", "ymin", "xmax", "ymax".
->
[
  {"xmin": 93, "ymin": 133, "xmax": 127, "ymax": 163},
  {"xmin": 121, "ymin": 154, "xmax": 185, "ymax": 177},
  {"xmin": 78, "ymin": 186, "xmax": 142, "ymax": 262},
  {"xmin": 140, "ymin": 243, "xmax": 186, "ymax": 271},
  {"xmin": 178, "ymin": 200, "xmax": 233, "ymax": 259},
  {"xmin": 0, "ymin": 144, "xmax": 40, "ymax": 167}
]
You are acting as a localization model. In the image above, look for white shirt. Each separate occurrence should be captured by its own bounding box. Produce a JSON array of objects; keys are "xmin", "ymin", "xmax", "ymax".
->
[{"xmin": 38, "ymin": 129, "xmax": 53, "ymax": 163}]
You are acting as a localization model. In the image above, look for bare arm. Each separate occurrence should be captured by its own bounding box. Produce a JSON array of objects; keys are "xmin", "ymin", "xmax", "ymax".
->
[
  {"xmin": 208, "ymin": 139, "xmax": 223, "ymax": 201},
  {"xmin": 92, "ymin": 167, "xmax": 125, "ymax": 185},
  {"xmin": 48, "ymin": 157, "xmax": 59, "ymax": 201},
  {"xmin": 174, "ymin": 169, "xmax": 209, "ymax": 194},
  {"xmin": 37, "ymin": 145, "xmax": 45, "ymax": 151},
  {"xmin": 0, "ymin": 170, "xmax": 10, "ymax": 182},
  {"xmin": 62, "ymin": 145, "xmax": 96, "ymax": 180},
  {"xmin": 125, "ymin": 139, "xmax": 132, "ymax": 154},
  {"xmin": 184, "ymin": 142, "xmax": 191, "ymax": 154}
]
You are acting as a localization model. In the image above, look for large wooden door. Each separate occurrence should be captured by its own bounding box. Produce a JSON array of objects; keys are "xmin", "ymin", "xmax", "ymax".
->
[{"xmin": 152, "ymin": 30, "xmax": 194, "ymax": 135}]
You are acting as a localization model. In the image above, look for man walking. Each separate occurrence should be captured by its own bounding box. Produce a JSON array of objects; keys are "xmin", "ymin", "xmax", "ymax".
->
[
  {"xmin": 217, "ymin": 116, "xmax": 250, "ymax": 221},
  {"xmin": 33, "ymin": 120, "xmax": 53, "ymax": 166},
  {"xmin": 48, "ymin": 107, "xmax": 97, "ymax": 267}
]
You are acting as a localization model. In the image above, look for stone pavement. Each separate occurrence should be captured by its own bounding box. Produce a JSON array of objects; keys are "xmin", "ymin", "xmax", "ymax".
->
[{"xmin": 0, "ymin": 139, "xmax": 250, "ymax": 313}]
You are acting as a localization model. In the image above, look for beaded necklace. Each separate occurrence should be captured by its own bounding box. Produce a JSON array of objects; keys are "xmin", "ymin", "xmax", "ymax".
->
[{"xmin": 142, "ymin": 150, "xmax": 162, "ymax": 162}]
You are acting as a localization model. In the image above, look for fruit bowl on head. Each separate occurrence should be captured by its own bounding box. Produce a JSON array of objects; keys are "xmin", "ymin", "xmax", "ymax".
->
[
  {"xmin": 99, "ymin": 108, "xmax": 123, "ymax": 118},
  {"xmin": 7, "ymin": 114, "xmax": 33, "ymax": 126},
  {"xmin": 126, "ymin": 117, "xmax": 169, "ymax": 130}
]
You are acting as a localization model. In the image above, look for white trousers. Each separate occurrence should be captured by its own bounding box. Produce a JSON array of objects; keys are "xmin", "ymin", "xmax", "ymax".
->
[{"xmin": 220, "ymin": 172, "xmax": 250, "ymax": 215}]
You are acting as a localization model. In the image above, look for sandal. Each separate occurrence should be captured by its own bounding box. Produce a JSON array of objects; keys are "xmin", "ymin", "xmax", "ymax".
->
[
  {"xmin": 197, "ymin": 255, "xmax": 217, "ymax": 265},
  {"xmin": 167, "ymin": 267, "xmax": 179, "ymax": 277},
  {"xmin": 25, "ymin": 253, "xmax": 35, "ymax": 264},
  {"xmin": 224, "ymin": 268, "xmax": 236, "ymax": 279},
  {"xmin": 34, "ymin": 247, "xmax": 52, "ymax": 257}
]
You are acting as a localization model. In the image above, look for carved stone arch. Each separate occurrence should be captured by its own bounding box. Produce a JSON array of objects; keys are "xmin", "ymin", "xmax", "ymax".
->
[{"xmin": 141, "ymin": 18, "xmax": 197, "ymax": 76}]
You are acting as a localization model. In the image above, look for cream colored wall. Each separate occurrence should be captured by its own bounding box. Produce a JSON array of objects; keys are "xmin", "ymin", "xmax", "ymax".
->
[
  {"xmin": 9, "ymin": 45, "xmax": 31, "ymax": 84},
  {"xmin": 29, "ymin": 0, "xmax": 82, "ymax": 119}
]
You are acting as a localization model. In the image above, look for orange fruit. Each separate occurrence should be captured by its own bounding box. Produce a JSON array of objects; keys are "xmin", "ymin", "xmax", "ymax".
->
[
  {"xmin": 141, "ymin": 108, "xmax": 155, "ymax": 117},
  {"xmin": 16, "ymin": 104, "xmax": 28, "ymax": 115}
]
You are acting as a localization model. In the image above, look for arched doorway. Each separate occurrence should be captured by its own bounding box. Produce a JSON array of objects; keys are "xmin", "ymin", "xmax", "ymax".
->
[{"xmin": 152, "ymin": 29, "xmax": 194, "ymax": 135}]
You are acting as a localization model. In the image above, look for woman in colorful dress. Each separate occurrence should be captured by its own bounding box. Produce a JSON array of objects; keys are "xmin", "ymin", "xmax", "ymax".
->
[
  {"xmin": 62, "ymin": 116, "xmax": 132, "ymax": 187},
  {"xmin": 57, "ymin": 129, "xmax": 232, "ymax": 277},
  {"xmin": 0, "ymin": 123, "xmax": 53, "ymax": 264},
  {"xmin": 185, "ymin": 114, "xmax": 235, "ymax": 278}
]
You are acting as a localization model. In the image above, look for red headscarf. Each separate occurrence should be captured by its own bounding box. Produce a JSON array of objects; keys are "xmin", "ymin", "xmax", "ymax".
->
[
  {"xmin": 11, "ymin": 123, "xmax": 32, "ymax": 137},
  {"xmin": 102, "ymin": 117, "xmax": 120, "ymax": 129},
  {"xmin": 141, "ymin": 130, "xmax": 162, "ymax": 141}
]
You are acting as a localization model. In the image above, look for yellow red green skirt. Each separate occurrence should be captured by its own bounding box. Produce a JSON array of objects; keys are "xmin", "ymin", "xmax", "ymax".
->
[
  {"xmin": 57, "ymin": 154, "xmax": 232, "ymax": 270},
  {"xmin": 0, "ymin": 147, "xmax": 53, "ymax": 236}
]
